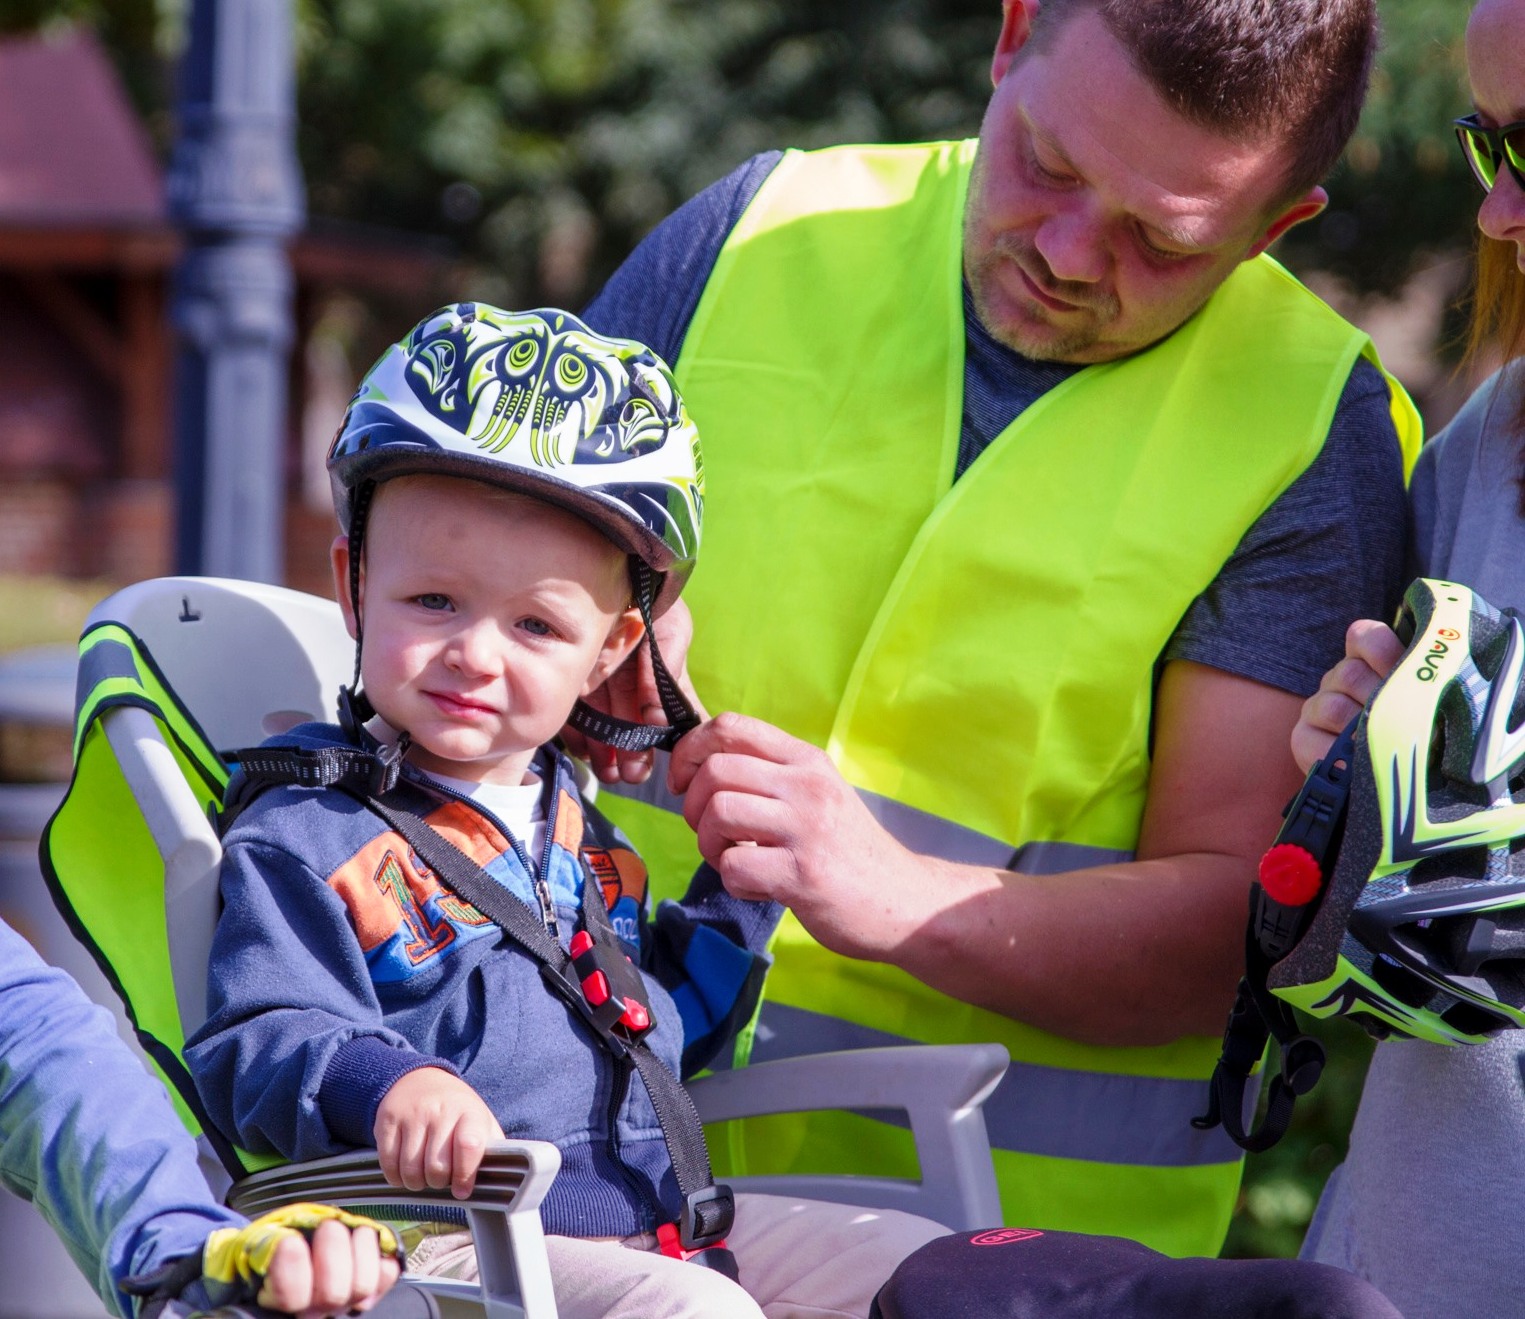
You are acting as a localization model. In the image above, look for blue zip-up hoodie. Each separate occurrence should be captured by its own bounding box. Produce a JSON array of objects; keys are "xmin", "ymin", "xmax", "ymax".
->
[{"xmin": 185, "ymin": 724, "xmax": 781, "ymax": 1239}]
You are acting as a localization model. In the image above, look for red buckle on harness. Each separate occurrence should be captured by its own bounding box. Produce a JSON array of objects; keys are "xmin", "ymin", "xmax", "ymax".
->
[
  {"xmin": 569, "ymin": 930, "xmax": 652, "ymax": 1034},
  {"xmin": 656, "ymin": 1221, "xmax": 729, "ymax": 1262}
]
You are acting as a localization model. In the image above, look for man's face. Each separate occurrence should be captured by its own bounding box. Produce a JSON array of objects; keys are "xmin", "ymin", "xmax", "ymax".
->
[{"xmin": 963, "ymin": 5, "xmax": 1324, "ymax": 364}]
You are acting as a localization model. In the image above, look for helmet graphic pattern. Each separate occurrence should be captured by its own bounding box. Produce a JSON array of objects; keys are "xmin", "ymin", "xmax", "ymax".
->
[
  {"xmin": 329, "ymin": 304, "xmax": 703, "ymax": 607},
  {"xmin": 1268, "ymin": 578, "xmax": 1525, "ymax": 1044}
]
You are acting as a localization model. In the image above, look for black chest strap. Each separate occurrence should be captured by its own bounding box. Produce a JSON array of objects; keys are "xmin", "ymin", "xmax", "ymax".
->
[{"xmin": 223, "ymin": 743, "xmax": 735, "ymax": 1264}]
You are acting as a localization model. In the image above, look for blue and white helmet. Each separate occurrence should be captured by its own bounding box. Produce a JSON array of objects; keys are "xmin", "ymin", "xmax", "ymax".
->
[{"xmin": 328, "ymin": 303, "xmax": 703, "ymax": 610}]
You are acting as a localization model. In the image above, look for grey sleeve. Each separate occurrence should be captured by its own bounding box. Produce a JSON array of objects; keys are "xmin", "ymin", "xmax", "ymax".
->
[
  {"xmin": 581, "ymin": 151, "xmax": 783, "ymax": 366},
  {"xmin": 1163, "ymin": 357, "xmax": 1409, "ymax": 696}
]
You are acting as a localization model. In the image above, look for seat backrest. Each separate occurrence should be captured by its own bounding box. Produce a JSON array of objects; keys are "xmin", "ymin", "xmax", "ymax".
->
[
  {"xmin": 40, "ymin": 576, "xmax": 352, "ymax": 1171},
  {"xmin": 96, "ymin": 576, "xmax": 353, "ymax": 751}
]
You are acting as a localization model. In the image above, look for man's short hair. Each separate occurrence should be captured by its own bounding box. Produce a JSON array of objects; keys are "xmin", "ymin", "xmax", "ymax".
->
[{"xmin": 1029, "ymin": 0, "xmax": 1377, "ymax": 202}]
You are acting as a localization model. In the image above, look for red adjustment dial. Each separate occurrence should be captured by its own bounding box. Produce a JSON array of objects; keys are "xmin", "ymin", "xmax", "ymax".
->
[{"xmin": 1259, "ymin": 842, "xmax": 1323, "ymax": 906}]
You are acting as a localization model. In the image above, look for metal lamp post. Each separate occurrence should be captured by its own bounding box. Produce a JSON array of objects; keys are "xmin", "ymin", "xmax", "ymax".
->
[{"xmin": 166, "ymin": 0, "xmax": 304, "ymax": 582}]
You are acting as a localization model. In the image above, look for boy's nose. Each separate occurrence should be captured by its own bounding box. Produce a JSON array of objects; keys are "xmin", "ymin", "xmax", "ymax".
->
[{"xmin": 445, "ymin": 618, "xmax": 502, "ymax": 675}]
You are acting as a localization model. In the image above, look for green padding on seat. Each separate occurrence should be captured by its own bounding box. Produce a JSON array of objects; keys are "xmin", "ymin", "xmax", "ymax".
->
[
  {"xmin": 39, "ymin": 623, "xmax": 282, "ymax": 1176},
  {"xmin": 47, "ymin": 724, "xmax": 196, "ymax": 1128}
]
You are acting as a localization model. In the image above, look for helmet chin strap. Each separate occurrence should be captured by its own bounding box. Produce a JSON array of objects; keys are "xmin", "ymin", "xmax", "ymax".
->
[
  {"xmin": 566, "ymin": 559, "xmax": 700, "ymax": 754},
  {"xmin": 339, "ymin": 479, "xmax": 378, "ymax": 729}
]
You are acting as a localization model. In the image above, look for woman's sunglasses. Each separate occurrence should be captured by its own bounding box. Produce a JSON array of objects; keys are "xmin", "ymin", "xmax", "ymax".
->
[{"xmin": 1455, "ymin": 113, "xmax": 1525, "ymax": 194}]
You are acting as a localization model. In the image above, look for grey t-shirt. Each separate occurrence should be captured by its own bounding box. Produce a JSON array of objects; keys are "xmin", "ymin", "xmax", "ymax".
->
[
  {"xmin": 1302, "ymin": 365, "xmax": 1525, "ymax": 1319},
  {"xmin": 585, "ymin": 151, "xmax": 1409, "ymax": 697}
]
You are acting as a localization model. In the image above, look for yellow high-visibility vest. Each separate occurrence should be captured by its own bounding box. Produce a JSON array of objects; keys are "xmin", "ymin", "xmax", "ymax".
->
[{"xmin": 604, "ymin": 140, "xmax": 1420, "ymax": 1255}]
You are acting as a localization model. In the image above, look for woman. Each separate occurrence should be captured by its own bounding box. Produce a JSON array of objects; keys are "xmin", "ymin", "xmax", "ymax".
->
[{"xmin": 1293, "ymin": 2, "xmax": 1525, "ymax": 1315}]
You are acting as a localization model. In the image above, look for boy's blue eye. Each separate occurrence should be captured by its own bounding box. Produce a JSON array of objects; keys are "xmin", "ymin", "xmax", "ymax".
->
[
  {"xmin": 416, "ymin": 593, "xmax": 451, "ymax": 611},
  {"xmin": 520, "ymin": 617, "xmax": 553, "ymax": 637}
]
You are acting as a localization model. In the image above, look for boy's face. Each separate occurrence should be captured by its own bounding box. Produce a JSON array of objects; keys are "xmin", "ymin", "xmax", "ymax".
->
[{"xmin": 332, "ymin": 475, "xmax": 644, "ymax": 786}]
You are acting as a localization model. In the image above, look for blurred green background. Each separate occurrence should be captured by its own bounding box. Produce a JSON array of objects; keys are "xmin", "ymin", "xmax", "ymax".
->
[{"xmin": 0, "ymin": 0, "xmax": 1477, "ymax": 1258}]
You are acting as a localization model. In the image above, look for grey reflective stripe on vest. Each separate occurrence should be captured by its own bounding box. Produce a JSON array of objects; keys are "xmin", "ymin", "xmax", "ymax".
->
[
  {"xmin": 750, "ymin": 1003, "xmax": 1243, "ymax": 1168},
  {"xmin": 602, "ymin": 767, "xmax": 1133, "ymax": 873},
  {"xmin": 76, "ymin": 635, "xmax": 143, "ymax": 708}
]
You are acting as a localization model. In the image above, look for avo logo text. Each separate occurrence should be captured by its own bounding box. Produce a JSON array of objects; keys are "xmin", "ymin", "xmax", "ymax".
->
[{"xmin": 1416, "ymin": 639, "xmax": 1450, "ymax": 682}]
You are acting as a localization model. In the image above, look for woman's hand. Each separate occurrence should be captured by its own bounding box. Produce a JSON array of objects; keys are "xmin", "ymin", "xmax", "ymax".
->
[{"xmin": 1291, "ymin": 619, "xmax": 1406, "ymax": 772}]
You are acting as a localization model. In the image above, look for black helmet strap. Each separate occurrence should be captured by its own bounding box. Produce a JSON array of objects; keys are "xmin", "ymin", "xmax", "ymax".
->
[
  {"xmin": 566, "ymin": 558, "xmax": 701, "ymax": 753},
  {"xmin": 1192, "ymin": 720, "xmax": 1358, "ymax": 1152},
  {"xmin": 338, "ymin": 479, "xmax": 377, "ymax": 727}
]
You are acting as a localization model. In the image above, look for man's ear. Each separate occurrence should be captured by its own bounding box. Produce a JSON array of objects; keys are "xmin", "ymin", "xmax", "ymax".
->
[
  {"xmin": 583, "ymin": 608, "xmax": 647, "ymax": 696},
  {"xmin": 330, "ymin": 534, "xmax": 361, "ymax": 641},
  {"xmin": 991, "ymin": 0, "xmax": 1040, "ymax": 85},
  {"xmin": 1248, "ymin": 186, "xmax": 1328, "ymax": 259}
]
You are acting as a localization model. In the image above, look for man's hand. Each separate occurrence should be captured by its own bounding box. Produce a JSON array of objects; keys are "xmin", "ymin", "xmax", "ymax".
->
[
  {"xmin": 374, "ymin": 1067, "xmax": 504, "ymax": 1200},
  {"xmin": 1290, "ymin": 619, "xmax": 1404, "ymax": 773},
  {"xmin": 128, "ymin": 1204, "xmax": 407, "ymax": 1319},
  {"xmin": 257, "ymin": 1214, "xmax": 401, "ymax": 1317},
  {"xmin": 669, "ymin": 713, "xmax": 923, "ymax": 961},
  {"xmin": 562, "ymin": 599, "xmax": 706, "ymax": 785},
  {"xmin": 671, "ymin": 661, "xmax": 1308, "ymax": 1046}
]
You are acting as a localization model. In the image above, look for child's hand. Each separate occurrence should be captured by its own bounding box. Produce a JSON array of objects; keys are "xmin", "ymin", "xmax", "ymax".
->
[{"xmin": 374, "ymin": 1067, "xmax": 505, "ymax": 1199}]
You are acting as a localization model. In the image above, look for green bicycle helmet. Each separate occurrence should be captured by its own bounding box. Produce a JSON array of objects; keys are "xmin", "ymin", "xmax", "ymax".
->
[
  {"xmin": 1198, "ymin": 577, "xmax": 1525, "ymax": 1152},
  {"xmin": 328, "ymin": 303, "xmax": 704, "ymax": 750},
  {"xmin": 1267, "ymin": 576, "xmax": 1525, "ymax": 1046}
]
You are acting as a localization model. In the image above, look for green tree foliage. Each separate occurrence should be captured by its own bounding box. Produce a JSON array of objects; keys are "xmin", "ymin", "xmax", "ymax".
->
[
  {"xmin": 289, "ymin": 0, "xmax": 998, "ymax": 307},
  {"xmin": 4, "ymin": 0, "xmax": 1483, "ymax": 308},
  {"xmin": 1279, "ymin": 0, "xmax": 1477, "ymax": 297}
]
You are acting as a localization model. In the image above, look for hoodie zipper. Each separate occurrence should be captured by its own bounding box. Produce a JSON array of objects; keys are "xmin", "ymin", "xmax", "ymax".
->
[{"xmin": 410, "ymin": 754, "xmax": 561, "ymax": 938}]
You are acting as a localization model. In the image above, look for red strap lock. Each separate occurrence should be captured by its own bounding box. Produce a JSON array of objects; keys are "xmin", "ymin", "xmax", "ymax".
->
[
  {"xmin": 1258, "ymin": 842, "xmax": 1324, "ymax": 907},
  {"xmin": 569, "ymin": 930, "xmax": 652, "ymax": 1035}
]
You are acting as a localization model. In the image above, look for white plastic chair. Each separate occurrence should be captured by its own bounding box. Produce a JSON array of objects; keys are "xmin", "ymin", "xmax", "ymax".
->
[{"xmin": 77, "ymin": 576, "xmax": 1008, "ymax": 1319}]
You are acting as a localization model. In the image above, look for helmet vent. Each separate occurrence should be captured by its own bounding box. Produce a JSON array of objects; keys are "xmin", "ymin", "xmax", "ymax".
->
[
  {"xmin": 1370, "ymin": 952, "xmax": 1435, "ymax": 1009},
  {"xmin": 1408, "ymin": 849, "xmax": 1489, "ymax": 887},
  {"xmin": 1440, "ymin": 998, "xmax": 1503, "ymax": 1038}
]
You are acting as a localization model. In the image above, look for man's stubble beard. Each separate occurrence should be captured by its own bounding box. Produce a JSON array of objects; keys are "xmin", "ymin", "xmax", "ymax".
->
[{"xmin": 964, "ymin": 236, "xmax": 1123, "ymax": 362}]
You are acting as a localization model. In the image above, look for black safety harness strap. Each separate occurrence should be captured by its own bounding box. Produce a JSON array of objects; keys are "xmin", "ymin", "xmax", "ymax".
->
[
  {"xmin": 225, "ymin": 738, "xmax": 736, "ymax": 1267},
  {"xmin": 1192, "ymin": 720, "xmax": 1358, "ymax": 1152}
]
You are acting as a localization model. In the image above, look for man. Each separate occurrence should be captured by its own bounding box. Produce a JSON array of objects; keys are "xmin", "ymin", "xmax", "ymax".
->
[{"xmin": 580, "ymin": 0, "xmax": 1418, "ymax": 1257}]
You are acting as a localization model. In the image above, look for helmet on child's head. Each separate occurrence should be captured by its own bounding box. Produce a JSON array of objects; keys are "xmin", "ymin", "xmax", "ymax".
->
[
  {"xmin": 328, "ymin": 303, "xmax": 703, "ymax": 612},
  {"xmin": 1267, "ymin": 578, "xmax": 1525, "ymax": 1045}
]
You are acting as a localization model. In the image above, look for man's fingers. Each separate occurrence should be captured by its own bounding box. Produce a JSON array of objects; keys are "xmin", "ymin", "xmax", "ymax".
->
[
  {"xmin": 1291, "ymin": 686, "xmax": 1368, "ymax": 774},
  {"xmin": 680, "ymin": 749, "xmax": 803, "ymax": 830},
  {"xmin": 1326, "ymin": 654, "xmax": 1387, "ymax": 707},
  {"xmin": 669, "ymin": 712, "xmax": 814, "ymax": 792},
  {"xmin": 255, "ymin": 1233, "xmax": 314, "ymax": 1314},
  {"xmin": 716, "ymin": 840, "xmax": 796, "ymax": 903},
  {"xmin": 693, "ymin": 791, "xmax": 794, "ymax": 866},
  {"xmin": 345, "ymin": 1225, "xmax": 383, "ymax": 1310}
]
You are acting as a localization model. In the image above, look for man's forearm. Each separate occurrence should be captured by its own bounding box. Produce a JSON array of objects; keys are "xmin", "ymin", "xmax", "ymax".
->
[{"xmin": 884, "ymin": 849, "xmax": 1254, "ymax": 1046}]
